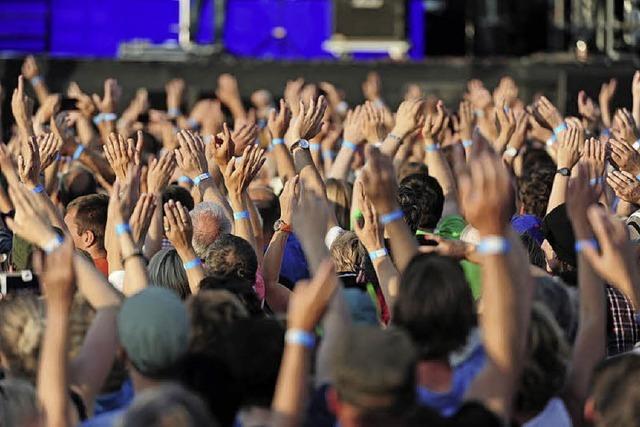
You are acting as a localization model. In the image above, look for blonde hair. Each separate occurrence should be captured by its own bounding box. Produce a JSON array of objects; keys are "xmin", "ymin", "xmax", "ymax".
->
[
  {"xmin": 326, "ymin": 179, "xmax": 352, "ymax": 230},
  {"xmin": 330, "ymin": 231, "xmax": 362, "ymax": 273},
  {"xmin": 0, "ymin": 295, "xmax": 43, "ymax": 383}
]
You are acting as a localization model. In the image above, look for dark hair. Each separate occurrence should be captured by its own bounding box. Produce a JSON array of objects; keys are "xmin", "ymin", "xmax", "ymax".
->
[
  {"xmin": 148, "ymin": 248, "xmax": 191, "ymax": 299},
  {"xmin": 162, "ymin": 185, "xmax": 195, "ymax": 211},
  {"xmin": 398, "ymin": 174, "xmax": 444, "ymax": 232},
  {"xmin": 397, "ymin": 162, "xmax": 428, "ymax": 183},
  {"xmin": 520, "ymin": 233, "xmax": 546, "ymax": 269},
  {"xmin": 202, "ymin": 234, "xmax": 258, "ymax": 286},
  {"xmin": 591, "ymin": 354, "xmax": 640, "ymax": 427},
  {"xmin": 66, "ymin": 194, "xmax": 109, "ymax": 248},
  {"xmin": 58, "ymin": 166, "xmax": 97, "ymax": 207},
  {"xmin": 198, "ymin": 275, "xmax": 263, "ymax": 317},
  {"xmin": 326, "ymin": 178, "xmax": 353, "ymax": 230},
  {"xmin": 517, "ymin": 167, "xmax": 554, "ymax": 219},
  {"xmin": 394, "ymin": 254, "xmax": 475, "ymax": 360}
]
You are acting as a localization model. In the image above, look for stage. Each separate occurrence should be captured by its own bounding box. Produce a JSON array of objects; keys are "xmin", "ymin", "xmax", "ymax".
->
[{"xmin": 1, "ymin": 53, "xmax": 639, "ymax": 133}]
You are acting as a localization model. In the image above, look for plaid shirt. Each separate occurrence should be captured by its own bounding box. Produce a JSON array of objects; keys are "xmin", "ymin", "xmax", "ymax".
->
[{"xmin": 606, "ymin": 285, "xmax": 639, "ymax": 356}]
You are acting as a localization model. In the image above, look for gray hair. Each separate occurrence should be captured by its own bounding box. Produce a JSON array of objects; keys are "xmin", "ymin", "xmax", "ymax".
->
[
  {"xmin": 148, "ymin": 248, "xmax": 190, "ymax": 299},
  {"xmin": 190, "ymin": 202, "xmax": 232, "ymax": 257}
]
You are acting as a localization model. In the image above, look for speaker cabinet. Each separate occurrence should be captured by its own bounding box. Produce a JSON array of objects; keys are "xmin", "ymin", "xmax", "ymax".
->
[{"xmin": 334, "ymin": 0, "xmax": 405, "ymax": 40}]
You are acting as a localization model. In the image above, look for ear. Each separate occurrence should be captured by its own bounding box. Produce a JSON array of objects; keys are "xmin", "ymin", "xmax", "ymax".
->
[
  {"xmin": 584, "ymin": 396, "xmax": 596, "ymax": 423},
  {"xmin": 82, "ymin": 230, "xmax": 96, "ymax": 247},
  {"xmin": 327, "ymin": 386, "xmax": 340, "ymax": 416}
]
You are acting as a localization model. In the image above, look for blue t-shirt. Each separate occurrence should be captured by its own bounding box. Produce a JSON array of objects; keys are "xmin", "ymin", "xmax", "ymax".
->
[
  {"xmin": 93, "ymin": 379, "xmax": 134, "ymax": 416},
  {"xmin": 81, "ymin": 407, "xmax": 127, "ymax": 427},
  {"xmin": 416, "ymin": 343, "xmax": 486, "ymax": 417}
]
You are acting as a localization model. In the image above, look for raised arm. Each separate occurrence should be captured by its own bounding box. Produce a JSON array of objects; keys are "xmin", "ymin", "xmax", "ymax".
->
[
  {"xmin": 144, "ymin": 150, "xmax": 177, "ymax": 259},
  {"xmin": 92, "ymin": 78, "xmax": 121, "ymax": 141},
  {"xmin": 546, "ymin": 126, "xmax": 581, "ymax": 215},
  {"xmin": 598, "ymin": 78, "xmax": 617, "ymax": 130},
  {"xmin": 11, "ymin": 75, "xmax": 35, "ymax": 143},
  {"xmin": 328, "ymin": 105, "xmax": 364, "ymax": 181},
  {"xmin": 22, "ymin": 56, "xmax": 50, "ymax": 105},
  {"xmin": 462, "ymin": 153, "xmax": 534, "ymax": 422},
  {"xmin": 267, "ymin": 99, "xmax": 296, "ymax": 182},
  {"xmin": 361, "ymin": 145, "xmax": 418, "ymax": 273},
  {"xmin": 379, "ymin": 98, "xmax": 424, "ymax": 158}
]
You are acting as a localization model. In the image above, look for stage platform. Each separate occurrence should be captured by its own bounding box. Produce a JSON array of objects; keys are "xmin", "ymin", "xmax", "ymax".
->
[{"xmin": 1, "ymin": 53, "xmax": 640, "ymax": 126}]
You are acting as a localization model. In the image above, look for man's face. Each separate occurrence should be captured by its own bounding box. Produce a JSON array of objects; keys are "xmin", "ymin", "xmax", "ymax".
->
[{"xmin": 64, "ymin": 208, "xmax": 85, "ymax": 250}]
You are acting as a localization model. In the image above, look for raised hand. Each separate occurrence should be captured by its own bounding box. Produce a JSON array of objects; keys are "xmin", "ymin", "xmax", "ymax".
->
[
  {"xmin": 555, "ymin": 126, "xmax": 581, "ymax": 170},
  {"xmin": 288, "ymin": 260, "xmax": 337, "ymax": 332},
  {"xmin": 582, "ymin": 136, "xmax": 606, "ymax": 178},
  {"xmin": 612, "ymin": 108, "xmax": 639, "ymax": 144},
  {"xmin": 286, "ymin": 95, "xmax": 327, "ymax": 147},
  {"xmin": 216, "ymin": 73, "xmax": 241, "ymax": 105},
  {"xmin": 163, "ymin": 199, "xmax": 193, "ymax": 253},
  {"xmin": 92, "ymin": 78, "xmax": 121, "ymax": 114},
  {"xmin": 291, "ymin": 182, "xmax": 330, "ymax": 245},
  {"xmin": 566, "ymin": 161, "xmax": 600, "ymax": 237},
  {"xmin": 5, "ymin": 183, "xmax": 57, "ymax": 248},
  {"xmin": 362, "ymin": 101, "xmax": 386, "ymax": 144},
  {"xmin": 38, "ymin": 132, "xmax": 63, "ymax": 171},
  {"xmin": 577, "ymin": 90, "xmax": 600, "ymax": 130},
  {"xmin": 392, "ymin": 98, "xmax": 425, "ymax": 137},
  {"xmin": 610, "ymin": 137, "xmax": 640, "ymax": 176},
  {"xmin": 353, "ymin": 181, "xmax": 384, "ymax": 252},
  {"xmin": 505, "ymin": 109, "xmax": 529, "ymax": 153},
  {"xmin": 534, "ymin": 96, "xmax": 563, "ymax": 129},
  {"xmin": 279, "ymin": 175, "xmax": 300, "ymax": 225},
  {"xmin": 284, "ymin": 78, "xmax": 304, "ymax": 116},
  {"xmin": 128, "ymin": 193, "xmax": 157, "ymax": 247},
  {"xmin": 457, "ymin": 152, "xmax": 513, "ymax": 236},
  {"xmin": 607, "ymin": 169, "xmax": 640, "ymax": 204},
  {"xmin": 599, "ymin": 78, "xmax": 617, "ymax": 128},
  {"xmin": 21, "ymin": 55, "xmax": 40, "ymax": 80},
  {"xmin": 458, "ymin": 100, "xmax": 475, "ymax": 142},
  {"xmin": 34, "ymin": 94, "xmax": 61, "ymax": 124},
  {"xmin": 17, "ymin": 136, "xmax": 41, "ymax": 186},
  {"xmin": 494, "ymin": 100, "xmax": 516, "ymax": 151},
  {"xmin": 146, "ymin": 150, "xmax": 176, "ymax": 194},
  {"xmin": 165, "ymin": 78, "xmax": 185, "ymax": 116},
  {"xmin": 207, "ymin": 122, "xmax": 235, "ymax": 168},
  {"xmin": 267, "ymin": 99, "xmax": 291, "ymax": 140},
  {"xmin": 422, "ymin": 100, "xmax": 447, "ymax": 142},
  {"xmin": 231, "ymin": 122, "xmax": 258, "ymax": 156},
  {"xmin": 360, "ymin": 145, "xmax": 398, "ymax": 214},
  {"xmin": 342, "ymin": 106, "xmax": 366, "ymax": 145},
  {"xmin": 174, "ymin": 130, "xmax": 208, "ymax": 179},
  {"xmin": 109, "ymin": 164, "xmax": 141, "ymax": 226},
  {"xmin": 11, "ymin": 75, "xmax": 34, "ymax": 132},
  {"xmin": 221, "ymin": 145, "xmax": 265, "ymax": 199},
  {"xmin": 41, "ymin": 235, "xmax": 76, "ymax": 303},
  {"xmin": 104, "ymin": 131, "xmax": 143, "ymax": 181}
]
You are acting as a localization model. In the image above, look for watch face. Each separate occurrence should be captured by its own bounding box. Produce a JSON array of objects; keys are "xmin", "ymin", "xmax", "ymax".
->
[
  {"xmin": 557, "ymin": 168, "xmax": 570, "ymax": 176},
  {"xmin": 273, "ymin": 219, "xmax": 284, "ymax": 232},
  {"xmin": 504, "ymin": 147, "xmax": 518, "ymax": 157},
  {"xmin": 298, "ymin": 139, "xmax": 310, "ymax": 149}
]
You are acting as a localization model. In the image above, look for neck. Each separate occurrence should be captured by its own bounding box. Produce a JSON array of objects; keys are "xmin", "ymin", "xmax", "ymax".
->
[
  {"xmin": 416, "ymin": 359, "xmax": 453, "ymax": 393},
  {"xmin": 87, "ymin": 246, "xmax": 106, "ymax": 259},
  {"xmin": 130, "ymin": 369, "xmax": 163, "ymax": 394}
]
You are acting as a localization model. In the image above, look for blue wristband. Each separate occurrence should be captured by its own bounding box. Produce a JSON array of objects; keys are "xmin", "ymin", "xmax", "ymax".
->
[
  {"xmin": 462, "ymin": 139, "xmax": 473, "ymax": 148},
  {"xmin": 187, "ymin": 118, "xmax": 199, "ymax": 129},
  {"xmin": 322, "ymin": 150, "xmax": 336, "ymax": 160},
  {"xmin": 369, "ymin": 248, "xmax": 388, "ymax": 261},
  {"xmin": 380, "ymin": 209, "xmax": 404, "ymax": 226},
  {"xmin": 633, "ymin": 139, "xmax": 640, "ymax": 151},
  {"xmin": 575, "ymin": 238, "xmax": 598, "ymax": 253},
  {"xmin": 425, "ymin": 144, "xmax": 440, "ymax": 153},
  {"xmin": 168, "ymin": 107, "xmax": 181, "ymax": 118},
  {"xmin": 476, "ymin": 236, "xmax": 510, "ymax": 255},
  {"xmin": 310, "ymin": 143, "xmax": 321, "ymax": 152},
  {"xmin": 30, "ymin": 75, "xmax": 43, "ymax": 86},
  {"xmin": 342, "ymin": 140, "xmax": 357, "ymax": 151},
  {"xmin": 272, "ymin": 138, "xmax": 284, "ymax": 146},
  {"xmin": 233, "ymin": 210, "xmax": 250, "ymax": 220},
  {"xmin": 32, "ymin": 184, "xmax": 45, "ymax": 194},
  {"xmin": 183, "ymin": 258, "xmax": 203, "ymax": 270},
  {"xmin": 193, "ymin": 173, "xmax": 211, "ymax": 186},
  {"xmin": 178, "ymin": 175, "xmax": 193, "ymax": 184},
  {"xmin": 601, "ymin": 128, "xmax": 611, "ymax": 138},
  {"xmin": 546, "ymin": 135, "xmax": 557, "ymax": 147},
  {"xmin": 115, "ymin": 223, "xmax": 131, "ymax": 236},
  {"xmin": 285, "ymin": 329, "xmax": 316, "ymax": 349},
  {"xmin": 42, "ymin": 234, "xmax": 64, "ymax": 254},
  {"xmin": 589, "ymin": 176, "xmax": 604, "ymax": 186},
  {"xmin": 72, "ymin": 145, "xmax": 85, "ymax": 160},
  {"xmin": 553, "ymin": 123, "xmax": 568, "ymax": 136}
]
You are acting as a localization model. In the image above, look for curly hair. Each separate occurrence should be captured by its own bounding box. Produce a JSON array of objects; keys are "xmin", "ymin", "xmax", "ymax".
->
[
  {"xmin": 201, "ymin": 234, "xmax": 258, "ymax": 286},
  {"xmin": 397, "ymin": 174, "xmax": 444, "ymax": 233},
  {"xmin": 517, "ymin": 167, "xmax": 555, "ymax": 219}
]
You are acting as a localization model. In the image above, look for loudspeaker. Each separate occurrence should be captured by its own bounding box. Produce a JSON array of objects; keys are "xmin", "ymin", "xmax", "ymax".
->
[{"xmin": 334, "ymin": 0, "xmax": 405, "ymax": 39}]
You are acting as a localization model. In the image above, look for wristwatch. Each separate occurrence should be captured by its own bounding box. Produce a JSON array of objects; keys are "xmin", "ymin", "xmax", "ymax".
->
[
  {"xmin": 273, "ymin": 219, "xmax": 292, "ymax": 233},
  {"xmin": 504, "ymin": 146, "xmax": 518, "ymax": 158},
  {"xmin": 290, "ymin": 139, "xmax": 310, "ymax": 153},
  {"xmin": 556, "ymin": 167, "xmax": 570, "ymax": 177}
]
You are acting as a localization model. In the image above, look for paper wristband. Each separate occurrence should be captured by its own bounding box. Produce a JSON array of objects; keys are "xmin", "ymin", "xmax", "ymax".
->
[
  {"xmin": 187, "ymin": 118, "xmax": 199, "ymax": 129},
  {"xmin": 30, "ymin": 76, "xmax": 43, "ymax": 86},
  {"xmin": 425, "ymin": 144, "xmax": 440, "ymax": 153},
  {"xmin": 183, "ymin": 258, "xmax": 203, "ymax": 270},
  {"xmin": 369, "ymin": 248, "xmax": 388, "ymax": 261},
  {"xmin": 233, "ymin": 210, "xmax": 250, "ymax": 220},
  {"xmin": 272, "ymin": 138, "xmax": 284, "ymax": 146},
  {"xmin": 462, "ymin": 139, "xmax": 473, "ymax": 148},
  {"xmin": 32, "ymin": 184, "xmax": 45, "ymax": 194},
  {"xmin": 193, "ymin": 173, "xmax": 211, "ymax": 186},
  {"xmin": 285, "ymin": 329, "xmax": 315, "ymax": 349},
  {"xmin": 589, "ymin": 177, "xmax": 604, "ymax": 186},
  {"xmin": 476, "ymin": 236, "xmax": 510, "ymax": 255},
  {"xmin": 115, "ymin": 223, "xmax": 132, "ymax": 236},
  {"xmin": 43, "ymin": 234, "xmax": 64, "ymax": 254},
  {"xmin": 178, "ymin": 176, "xmax": 193, "ymax": 184},
  {"xmin": 553, "ymin": 123, "xmax": 568, "ymax": 135},
  {"xmin": 343, "ymin": 140, "xmax": 357, "ymax": 151},
  {"xmin": 72, "ymin": 145, "xmax": 85, "ymax": 160},
  {"xmin": 546, "ymin": 135, "xmax": 557, "ymax": 147},
  {"xmin": 380, "ymin": 209, "xmax": 404, "ymax": 226},
  {"xmin": 310, "ymin": 143, "xmax": 321, "ymax": 152},
  {"xmin": 575, "ymin": 238, "xmax": 598, "ymax": 253},
  {"xmin": 601, "ymin": 128, "xmax": 611, "ymax": 138},
  {"xmin": 322, "ymin": 150, "xmax": 335, "ymax": 160},
  {"xmin": 168, "ymin": 107, "xmax": 181, "ymax": 117}
]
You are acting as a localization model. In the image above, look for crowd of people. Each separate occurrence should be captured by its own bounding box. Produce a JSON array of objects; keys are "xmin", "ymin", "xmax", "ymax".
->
[{"xmin": 0, "ymin": 54, "xmax": 638, "ymax": 426}]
